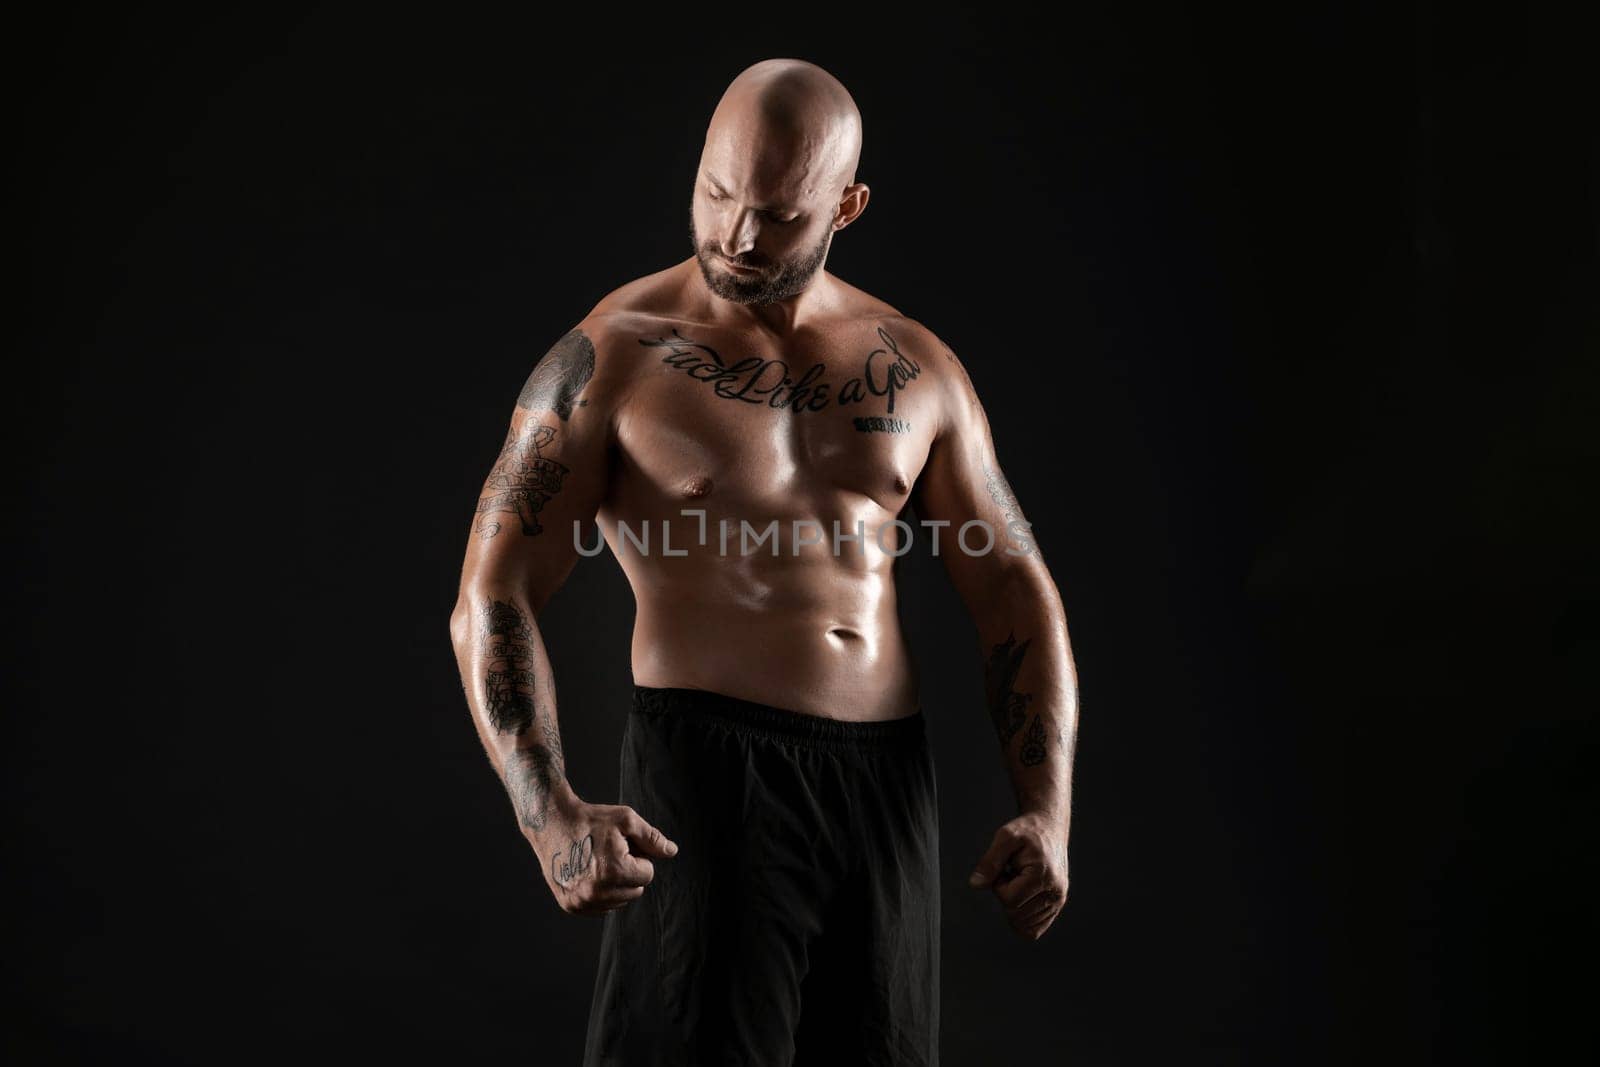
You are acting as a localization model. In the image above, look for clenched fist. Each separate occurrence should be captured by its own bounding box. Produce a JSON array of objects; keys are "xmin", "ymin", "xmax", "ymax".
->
[
  {"xmin": 969, "ymin": 810, "xmax": 1070, "ymax": 940},
  {"xmin": 531, "ymin": 800, "xmax": 679, "ymax": 916}
]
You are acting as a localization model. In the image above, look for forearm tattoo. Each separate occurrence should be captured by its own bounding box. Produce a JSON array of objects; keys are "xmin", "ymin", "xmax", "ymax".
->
[
  {"xmin": 985, "ymin": 631, "xmax": 1051, "ymax": 767},
  {"xmin": 506, "ymin": 745, "xmax": 562, "ymax": 833},
  {"xmin": 638, "ymin": 324, "xmax": 920, "ymax": 415},
  {"xmin": 481, "ymin": 599, "xmax": 566, "ymax": 830},
  {"xmin": 482, "ymin": 600, "xmax": 538, "ymax": 735},
  {"xmin": 1019, "ymin": 715, "xmax": 1048, "ymax": 767},
  {"xmin": 985, "ymin": 632, "xmax": 1034, "ymax": 746}
]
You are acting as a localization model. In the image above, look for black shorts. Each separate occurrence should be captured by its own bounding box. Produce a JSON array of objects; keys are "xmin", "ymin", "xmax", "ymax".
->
[{"xmin": 584, "ymin": 685, "xmax": 941, "ymax": 1066}]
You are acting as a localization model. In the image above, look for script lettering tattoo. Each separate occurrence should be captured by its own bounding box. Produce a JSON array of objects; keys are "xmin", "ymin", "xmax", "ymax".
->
[
  {"xmin": 506, "ymin": 744, "xmax": 563, "ymax": 833},
  {"xmin": 984, "ymin": 632, "xmax": 1034, "ymax": 746},
  {"xmin": 1019, "ymin": 714, "xmax": 1048, "ymax": 766},
  {"xmin": 475, "ymin": 422, "xmax": 570, "ymax": 540},
  {"xmin": 482, "ymin": 600, "xmax": 537, "ymax": 735},
  {"xmin": 517, "ymin": 330, "xmax": 595, "ymax": 419},
  {"xmin": 552, "ymin": 834, "xmax": 595, "ymax": 887},
  {"xmin": 637, "ymin": 324, "xmax": 920, "ymax": 415},
  {"xmin": 861, "ymin": 325, "xmax": 920, "ymax": 414}
]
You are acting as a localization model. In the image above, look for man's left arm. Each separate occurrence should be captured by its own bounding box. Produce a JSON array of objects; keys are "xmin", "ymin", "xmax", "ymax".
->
[{"xmin": 911, "ymin": 343, "xmax": 1079, "ymax": 941}]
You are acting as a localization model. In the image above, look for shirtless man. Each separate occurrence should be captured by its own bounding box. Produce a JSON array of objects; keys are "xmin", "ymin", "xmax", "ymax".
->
[{"xmin": 449, "ymin": 58, "xmax": 1078, "ymax": 1065}]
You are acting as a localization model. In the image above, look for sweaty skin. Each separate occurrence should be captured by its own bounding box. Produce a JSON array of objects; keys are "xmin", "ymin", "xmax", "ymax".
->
[{"xmin": 449, "ymin": 58, "xmax": 1079, "ymax": 941}]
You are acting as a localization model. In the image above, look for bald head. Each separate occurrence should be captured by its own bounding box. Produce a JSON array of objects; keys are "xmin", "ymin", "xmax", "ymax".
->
[
  {"xmin": 706, "ymin": 59, "xmax": 863, "ymax": 199},
  {"xmin": 690, "ymin": 59, "xmax": 870, "ymax": 307}
]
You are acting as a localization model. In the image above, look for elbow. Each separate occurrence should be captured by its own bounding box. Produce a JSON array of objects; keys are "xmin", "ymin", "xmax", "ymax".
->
[
  {"xmin": 968, "ymin": 561, "xmax": 1062, "ymax": 631},
  {"xmin": 449, "ymin": 596, "xmax": 475, "ymax": 653}
]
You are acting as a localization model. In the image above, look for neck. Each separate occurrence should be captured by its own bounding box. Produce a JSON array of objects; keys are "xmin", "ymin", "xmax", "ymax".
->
[{"xmin": 690, "ymin": 262, "xmax": 833, "ymax": 336}]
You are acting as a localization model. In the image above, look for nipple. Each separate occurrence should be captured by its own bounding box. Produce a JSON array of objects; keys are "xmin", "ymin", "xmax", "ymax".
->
[
  {"xmin": 893, "ymin": 473, "xmax": 910, "ymax": 495},
  {"xmin": 682, "ymin": 475, "xmax": 714, "ymax": 499}
]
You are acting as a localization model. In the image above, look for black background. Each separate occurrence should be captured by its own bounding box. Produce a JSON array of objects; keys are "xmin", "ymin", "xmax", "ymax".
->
[{"xmin": 12, "ymin": 4, "xmax": 1596, "ymax": 1064}]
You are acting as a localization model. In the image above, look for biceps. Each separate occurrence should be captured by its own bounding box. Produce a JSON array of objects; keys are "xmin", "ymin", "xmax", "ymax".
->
[
  {"xmin": 915, "ymin": 434, "xmax": 1042, "ymax": 600},
  {"xmin": 463, "ymin": 410, "xmax": 608, "ymax": 594},
  {"xmin": 917, "ymin": 431, "xmax": 1027, "ymax": 532}
]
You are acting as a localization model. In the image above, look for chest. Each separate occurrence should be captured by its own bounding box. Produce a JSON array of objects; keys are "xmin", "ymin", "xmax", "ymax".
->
[{"xmin": 616, "ymin": 323, "xmax": 938, "ymax": 510}]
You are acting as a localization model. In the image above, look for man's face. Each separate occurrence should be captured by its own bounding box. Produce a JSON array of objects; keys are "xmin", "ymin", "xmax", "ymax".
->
[{"xmin": 689, "ymin": 146, "xmax": 836, "ymax": 306}]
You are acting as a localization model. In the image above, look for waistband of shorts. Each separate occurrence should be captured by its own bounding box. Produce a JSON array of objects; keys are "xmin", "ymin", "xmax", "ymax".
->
[{"xmin": 631, "ymin": 685, "xmax": 926, "ymax": 749}]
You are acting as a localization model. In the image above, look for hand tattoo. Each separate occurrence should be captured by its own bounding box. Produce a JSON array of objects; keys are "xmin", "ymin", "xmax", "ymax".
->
[{"xmin": 552, "ymin": 834, "xmax": 595, "ymax": 887}]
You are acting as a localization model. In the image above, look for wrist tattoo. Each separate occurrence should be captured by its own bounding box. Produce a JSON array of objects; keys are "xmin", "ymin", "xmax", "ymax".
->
[{"xmin": 506, "ymin": 745, "xmax": 562, "ymax": 834}]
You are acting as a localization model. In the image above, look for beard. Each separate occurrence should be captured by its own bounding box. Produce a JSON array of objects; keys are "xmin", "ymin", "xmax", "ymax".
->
[{"xmin": 690, "ymin": 213, "xmax": 832, "ymax": 306}]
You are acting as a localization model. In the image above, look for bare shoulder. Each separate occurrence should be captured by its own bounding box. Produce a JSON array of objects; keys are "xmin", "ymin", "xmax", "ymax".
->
[
  {"xmin": 854, "ymin": 307, "xmax": 979, "ymax": 407},
  {"xmin": 838, "ymin": 301, "xmax": 986, "ymax": 445},
  {"xmin": 515, "ymin": 266, "xmax": 693, "ymax": 412},
  {"xmin": 575, "ymin": 262, "xmax": 706, "ymax": 355},
  {"xmin": 826, "ymin": 276, "xmax": 968, "ymax": 378}
]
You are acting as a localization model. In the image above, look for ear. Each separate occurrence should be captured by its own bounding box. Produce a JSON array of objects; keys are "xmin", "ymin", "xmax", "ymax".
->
[{"xmin": 832, "ymin": 183, "xmax": 871, "ymax": 231}]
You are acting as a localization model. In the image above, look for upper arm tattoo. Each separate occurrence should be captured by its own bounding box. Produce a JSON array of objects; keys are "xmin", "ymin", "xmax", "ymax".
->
[
  {"xmin": 475, "ymin": 330, "xmax": 597, "ymax": 540},
  {"xmin": 475, "ymin": 423, "xmax": 571, "ymax": 540},
  {"xmin": 982, "ymin": 458, "xmax": 1035, "ymax": 555},
  {"xmin": 517, "ymin": 330, "xmax": 595, "ymax": 418}
]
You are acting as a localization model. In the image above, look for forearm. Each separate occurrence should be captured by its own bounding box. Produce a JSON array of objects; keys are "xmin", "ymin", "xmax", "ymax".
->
[
  {"xmin": 971, "ymin": 569, "xmax": 1078, "ymax": 830},
  {"xmin": 449, "ymin": 584, "xmax": 578, "ymax": 837}
]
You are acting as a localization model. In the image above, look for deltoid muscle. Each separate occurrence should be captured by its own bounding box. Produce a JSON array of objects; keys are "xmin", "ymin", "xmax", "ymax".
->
[{"xmin": 474, "ymin": 330, "xmax": 595, "ymax": 540}]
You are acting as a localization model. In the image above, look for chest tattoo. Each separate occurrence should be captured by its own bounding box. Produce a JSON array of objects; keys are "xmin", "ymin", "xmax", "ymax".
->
[{"xmin": 637, "ymin": 325, "xmax": 921, "ymax": 416}]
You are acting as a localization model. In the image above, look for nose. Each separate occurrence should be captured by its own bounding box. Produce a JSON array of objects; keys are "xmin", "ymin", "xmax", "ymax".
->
[{"xmin": 718, "ymin": 207, "xmax": 758, "ymax": 259}]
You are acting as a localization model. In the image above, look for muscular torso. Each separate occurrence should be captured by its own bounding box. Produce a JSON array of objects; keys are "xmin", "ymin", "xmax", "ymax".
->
[{"xmin": 588, "ymin": 264, "xmax": 949, "ymax": 721}]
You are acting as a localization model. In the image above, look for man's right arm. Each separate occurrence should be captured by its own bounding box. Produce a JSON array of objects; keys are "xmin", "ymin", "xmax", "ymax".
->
[{"xmin": 448, "ymin": 321, "xmax": 677, "ymax": 916}]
